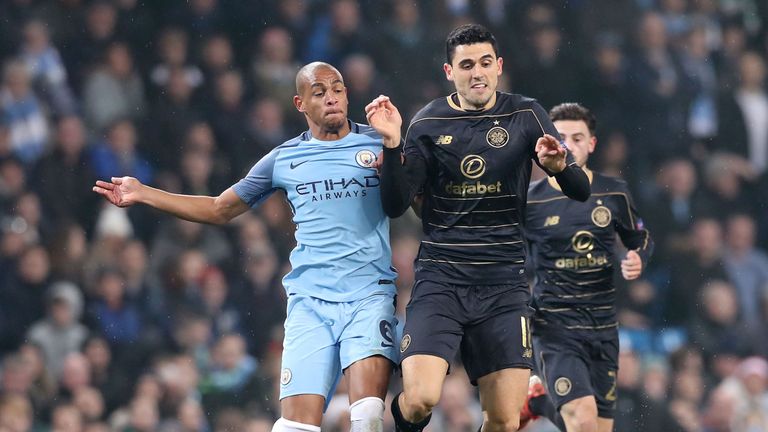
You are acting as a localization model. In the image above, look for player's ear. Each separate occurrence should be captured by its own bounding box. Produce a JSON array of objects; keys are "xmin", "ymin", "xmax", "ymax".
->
[
  {"xmin": 443, "ymin": 63, "xmax": 454, "ymax": 81},
  {"xmin": 293, "ymin": 95, "xmax": 305, "ymax": 113},
  {"xmin": 497, "ymin": 57, "xmax": 504, "ymax": 76},
  {"xmin": 589, "ymin": 136, "xmax": 597, "ymax": 154}
]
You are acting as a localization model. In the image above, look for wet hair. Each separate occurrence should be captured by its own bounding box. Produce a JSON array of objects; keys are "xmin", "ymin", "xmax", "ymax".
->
[
  {"xmin": 549, "ymin": 103, "xmax": 596, "ymax": 136},
  {"xmin": 445, "ymin": 24, "xmax": 498, "ymax": 64}
]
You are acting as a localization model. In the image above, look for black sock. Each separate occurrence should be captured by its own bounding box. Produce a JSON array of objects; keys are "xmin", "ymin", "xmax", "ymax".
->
[
  {"xmin": 391, "ymin": 392, "xmax": 431, "ymax": 432},
  {"xmin": 530, "ymin": 395, "xmax": 567, "ymax": 432}
]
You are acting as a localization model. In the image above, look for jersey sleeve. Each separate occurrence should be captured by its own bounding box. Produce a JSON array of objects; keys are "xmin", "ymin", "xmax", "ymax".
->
[
  {"xmin": 614, "ymin": 181, "xmax": 654, "ymax": 266},
  {"xmin": 380, "ymin": 123, "xmax": 429, "ymax": 217},
  {"xmin": 232, "ymin": 148, "xmax": 279, "ymax": 208}
]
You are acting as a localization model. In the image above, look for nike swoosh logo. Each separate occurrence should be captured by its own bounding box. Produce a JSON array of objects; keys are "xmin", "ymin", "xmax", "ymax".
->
[{"xmin": 290, "ymin": 160, "xmax": 309, "ymax": 169}]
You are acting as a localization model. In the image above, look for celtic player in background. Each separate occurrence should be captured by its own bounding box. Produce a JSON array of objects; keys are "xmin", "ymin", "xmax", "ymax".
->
[{"xmin": 521, "ymin": 102, "xmax": 653, "ymax": 432}]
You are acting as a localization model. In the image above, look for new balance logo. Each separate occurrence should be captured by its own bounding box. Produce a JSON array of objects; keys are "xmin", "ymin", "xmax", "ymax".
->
[
  {"xmin": 290, "ymin": 160, "xmax": 309, "ymax": 169},
  {"xmin": 544, "ymin": 216, "xmax": 560, "ymax": 227},
  {"xmin": 436, "ymin": 135, "xmax": 453, "ymax": 145}
]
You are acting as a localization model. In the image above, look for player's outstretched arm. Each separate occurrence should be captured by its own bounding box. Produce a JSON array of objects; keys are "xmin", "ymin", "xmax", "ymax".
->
[
  {"xmin": 93, "ymin": 176, "xmax": 250, "ymax": 225},
  {"xmin": 536, "ymin": 134, "xmax": 590, "ymax": 202}
]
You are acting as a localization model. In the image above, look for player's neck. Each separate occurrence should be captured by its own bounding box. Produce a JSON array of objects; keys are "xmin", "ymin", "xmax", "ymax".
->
[
  {"xmin": 309, "ymin": 121, "xmax": 351, "ymax": 141},
  {"xmin": 454, "ymin": 92, "xmax": 497, "ymax": 111}
]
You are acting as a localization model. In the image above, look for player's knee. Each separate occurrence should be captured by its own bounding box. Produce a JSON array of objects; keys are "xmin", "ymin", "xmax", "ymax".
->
[
  {"xmin": 403, "ymin": 389, "xmax": 440, "ymax": 418},
  {"xmin": 560, "ymin": 402, "xmax": 599, "ymax": 432},
  {"xmin": 349, "ymin": 397, "xmax": 385, "ymax": 432}
]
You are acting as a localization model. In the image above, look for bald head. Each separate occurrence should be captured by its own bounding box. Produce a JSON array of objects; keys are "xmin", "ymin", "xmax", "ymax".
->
[{"xmin": 295, "ymin": 61, "xmax": 343, "ymax": 94}]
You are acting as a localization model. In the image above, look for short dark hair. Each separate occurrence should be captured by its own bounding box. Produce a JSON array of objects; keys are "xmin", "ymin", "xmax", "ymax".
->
[
  {"xmin": 445, "ymin": 24, "xmax": 498, "ymax": 64},
  {"xmin": 549, "ymin": 103, "xmax": 596, "ymax": 136}
]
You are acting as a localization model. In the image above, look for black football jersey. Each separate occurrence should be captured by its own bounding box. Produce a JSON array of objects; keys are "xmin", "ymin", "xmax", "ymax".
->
[
  {"xmin": 402, "ymin": 92, "xmax": 574, "ymax": 286},
  {"xmin": 525, "ymin": 171, "xmax": 653, "ymax": 338}
]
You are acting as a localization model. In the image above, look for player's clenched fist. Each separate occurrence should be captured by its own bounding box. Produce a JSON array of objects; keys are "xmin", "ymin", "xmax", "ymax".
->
[{"xmin": 535, "ymin": 133, "xmax": 567, "ymax": 174}]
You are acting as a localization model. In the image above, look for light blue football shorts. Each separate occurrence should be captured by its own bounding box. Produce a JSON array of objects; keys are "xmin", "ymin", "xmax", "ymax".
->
[{"xmin": 278, "ymin": 291, "xmax": 399, "ymax": 405}]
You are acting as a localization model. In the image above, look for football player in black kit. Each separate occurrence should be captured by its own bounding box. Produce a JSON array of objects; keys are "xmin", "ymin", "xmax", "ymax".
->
[
  {"xmin": 520, "ymin": 103, "xmax": 653, "ymax": 432},
  {"xmin": 365, "ymin": 24, "xmax": 590, "ymax": 432}
]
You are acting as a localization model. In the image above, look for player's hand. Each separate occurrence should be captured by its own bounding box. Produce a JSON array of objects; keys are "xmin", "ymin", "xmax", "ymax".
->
[
  {"xmin": 365, "ymin": 95, "xmax": 402, "ymax": 149},
  {"xmin": 621, "ymin": 250, "xmax": 643, "ymax": 280},
  {"xmin": 92, "ymin": 176, "xmax": 143, "ymax": 208},
  {"xmin": 535, "ymin": 134, "xmax": 567, "ymax": 173}
]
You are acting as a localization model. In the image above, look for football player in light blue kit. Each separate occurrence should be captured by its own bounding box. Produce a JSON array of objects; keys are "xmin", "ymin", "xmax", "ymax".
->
[{"xmin": 92, "ymin": 62, "xmax": 405, "ymax": 432}]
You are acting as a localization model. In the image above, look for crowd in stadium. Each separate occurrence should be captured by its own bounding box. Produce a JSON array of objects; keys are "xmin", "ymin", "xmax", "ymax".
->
[{"xmin": 0, "ymin": 0, "xmax": 767, "ymax": 430}]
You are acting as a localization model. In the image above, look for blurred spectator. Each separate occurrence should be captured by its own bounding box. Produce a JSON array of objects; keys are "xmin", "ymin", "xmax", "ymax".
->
[
  {"xmin": 0, "ymin": 393, "xmax": 34, "ymax": 432},
  {"xmin": 665, "ymin": 218, "xmax": 729, "ymax": 326},
  {"xmin": 234, "ymin": 248, "xmax": 284, "ymax": 359},
  {"xmin": 82, "ymin": 335, "xmax": 130, "ymax": 414},
  {"xmin": 73, "ymin": 386, "xmax": 106, "ymax": 424},
  {"xmin": 149, "ymin": 28, "xmax": 203, "ymax": 93},
  {"xmin": 90, "ymin": 119, "xmax": 153, "ymax": 185},
  {"xmin": 26, "ymin": 281, "xmax": 89, "ymax": 377},
  {"xmin": 0, "ymin": 58, "xmax": 49, "ymax": 164},
  {"xmin": 31, "ymin": 115, "xmax": 100, "ymax": 233},
  {"xmin": 723, "ymin": 213, "xmax": 768, "ymax": 326},
  {"xmin": 200, "ymin": 333, "xmax": 263, "ymax": 418},
  {"xmin": 689, "ymin": 281, "xmax": 758, "ymax": 375},
  {"xmin": 716, "ymin": 51, "xmax": 768, "ymax": 174},
  {"xmin": 515, "ymin": 14, "xmax": 585, "ymax": 111},
  {"xmin": 251, "ymin": 27, "xmax": 300, "ymax": 119},
  {"xmin": 625, "ymin": 11, "xmax": 692, "ymax": 164},
  {"xmin": 87, "ymin": 268, "xmax": 142, "ymax": 348},
  {"xmin": 62, "ymin": 0, "xmax": 120, "ymax": 92},
  {"xmin": 197, "ymin": 266, "xmax": 242, "ymax": 338},
  {"xmin": 644, "ymin": 158, "xmax": 705, "ymax": 262},
  {"xmin": 342, "ymin": 53, "xmax": 389, "ymax": 122},
  {"xmin": 304, "ymin": 0, "xmax": 370, "ymax": 65},
  {"xmin": 699, "ymin": 152, "xmax": 758, "ymax": 217},
  {"xmin": 148, "ymin": 218, "xmax": 231, "ymax": 292},
  {"xmin": 0, "ymin": 245, "xmax": 51, "ymax": 353},
  {"xmin": 82, "ymin": 42, "xmax": 145, "ymax": 133},
  {"xmin": 17, "ymin": 342, "xmax": 57, "ymax": 413},
  {"xmin": 243, "ymin": 97, "xmax": 289, "ymax": 173},
  {"xmin": 679, "ymin": 22, "xmax": 719, "ymax": 144},
  {"xmin": 614, "ymin": 345, "xmax": 683, "ymax": 431},
  {"xmin": 122, "ymin": 396, "xmax": 160, "ymax": 432},
  {"xmin": 51, "ymin": 403, "xmax": 84, "ymax": 432},
  {"xmin": 145, "ymin": 67, "xmax": 204, "ymax": 173},
  {"xmin": 0, "ymin": 156, "xmax": 27, "ymax": 215},
  {"xmin": 206, "ymin": 69, "xmax": 249, "ymax": 167},
  {"xmin": 19, "ymin": 19, "xmax": 77, "ymax": 115}
]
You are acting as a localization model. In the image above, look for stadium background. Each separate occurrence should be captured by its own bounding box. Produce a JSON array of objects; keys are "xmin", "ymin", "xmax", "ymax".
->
[{"xmin": 0, "ymin": 0, "xmax": 767, "ymax": 430}]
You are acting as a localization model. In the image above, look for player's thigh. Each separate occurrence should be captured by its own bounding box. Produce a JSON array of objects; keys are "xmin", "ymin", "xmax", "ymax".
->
[
  {"xmin": 399, "ymin": 280, "xmax": 465, "ymax": 371},
  {"xmin": 535, "ymin": 335, "xmax": 594, "ymax": 411},
  {"xmin": 589, "ymin": 338, "xmax": 619, "ymax": 420},
  {"xmin": 339, "ymin": 292, "xmax": 399, "ymax": 369},
  {"xmin": 280, "ymin": 394, "xmax": 325, "ymax": 426},
  {"xmin": 344, "ymin": 355, "xmax": 392, "ymax": 403},
  {"xmin": 339, "ymin": 292, "xmax": 398, "ymax": 403},
  {"xmin": 477, "ymin": 367, "xmax": 530, "ymax": 423},
  {"xmin": 461, "ymin": 284, "xmax": 534, "ymax": 385},
  {"xmin": 280, "ymin": 295, "xmax": 341, "ymax": 403},
  {"xmin": 401, "ymin": 354, "xmax": 450, "ymax": 409}
]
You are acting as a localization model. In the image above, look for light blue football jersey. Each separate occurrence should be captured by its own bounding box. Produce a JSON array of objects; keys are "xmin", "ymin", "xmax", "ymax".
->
[{"xmin": 233, "ymin": 122, "xmax": 397, "ymax": 302}]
